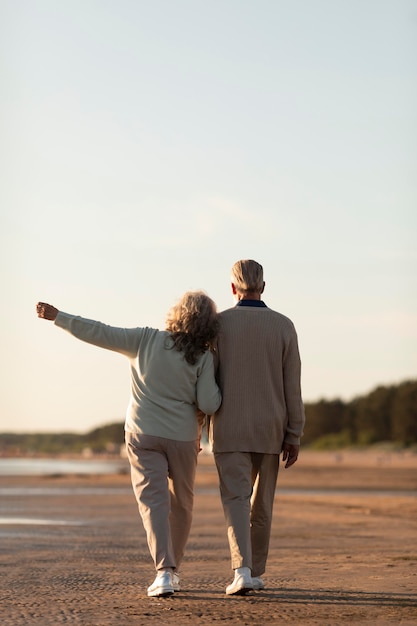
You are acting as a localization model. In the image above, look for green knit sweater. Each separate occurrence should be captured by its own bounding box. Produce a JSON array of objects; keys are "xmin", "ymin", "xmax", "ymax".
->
[
  {"xmin": 55, "ymin": 312, "xmax": 221, "ymax": 442},
  {"xmin": 210, "ymin": 304, "xmax": 305, "ymax": 453}
]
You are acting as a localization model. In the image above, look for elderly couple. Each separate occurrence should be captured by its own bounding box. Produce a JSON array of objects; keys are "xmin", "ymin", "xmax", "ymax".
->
[{"xmin": 36, "ymin": 259, "xmax": 305, "ymax": 598}]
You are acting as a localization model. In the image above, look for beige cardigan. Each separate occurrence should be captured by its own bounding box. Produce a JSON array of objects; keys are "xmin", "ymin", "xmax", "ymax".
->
[{"xmin": 210, "ymin": 304, "xmax": 305, "ymax": 453}]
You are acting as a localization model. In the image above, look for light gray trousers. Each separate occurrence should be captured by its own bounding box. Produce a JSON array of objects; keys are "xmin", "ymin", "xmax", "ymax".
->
[
  {"xmin": 125, "ymin": 432, "xmax": 199, "ymax": 571},
  {"xmin": 214, "ymin": 451, "xmax": 279, "ymax": 578}
]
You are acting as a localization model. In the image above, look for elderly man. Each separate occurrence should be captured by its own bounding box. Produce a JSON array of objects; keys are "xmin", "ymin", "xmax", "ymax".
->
[{"xmin": 210, "ymin": 259, "xmax": 305, "ymax": 595}]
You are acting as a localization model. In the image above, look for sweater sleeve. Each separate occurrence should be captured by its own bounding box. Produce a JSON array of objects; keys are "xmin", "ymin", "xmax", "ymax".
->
[
  {"xmin": 195, "ymin": 352, "xmax": 222, "ymax": 416},
  {"xmin": 282, "ymin": 329, "xmax": 305, "ymax": 445},
  {"xmin": 54, "ymin": 311, "xmax": 140, "ymax": 357}
]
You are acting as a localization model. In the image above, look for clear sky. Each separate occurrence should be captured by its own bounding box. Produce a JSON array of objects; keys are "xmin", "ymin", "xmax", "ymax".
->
[{"xmin": 1, "ymin": 0, "xmax": 416, "ymax": 433}]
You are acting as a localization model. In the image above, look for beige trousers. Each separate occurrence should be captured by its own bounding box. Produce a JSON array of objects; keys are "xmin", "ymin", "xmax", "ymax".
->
[
  {"xmin": 125, "ymin": 432, "xmax": 199, "ymax": 571},
  {"xmin": 214, "ymin": 451, "xmax": 279, "ymax": 577}
]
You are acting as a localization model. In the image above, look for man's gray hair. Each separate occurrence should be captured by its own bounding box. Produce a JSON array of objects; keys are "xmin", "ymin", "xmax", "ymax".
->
[{"xmin": 231, "ymin": 259, "xmax": 264, "ymax": 294}]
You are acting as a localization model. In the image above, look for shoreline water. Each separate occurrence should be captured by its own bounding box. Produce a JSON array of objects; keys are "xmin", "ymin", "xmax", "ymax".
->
[
  {"xmin": 1, "ymin": 446, "xmax": 416, "ymax": 469},
  {"xmin": 0, "ymin": 456, "xmax": 129, "ymax": 476}
]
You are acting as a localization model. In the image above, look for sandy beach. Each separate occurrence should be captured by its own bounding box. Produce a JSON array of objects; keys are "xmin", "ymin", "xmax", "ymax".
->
[{"xmin": 1, "ymin": 450, "xmax": 416, "ymax": 625}]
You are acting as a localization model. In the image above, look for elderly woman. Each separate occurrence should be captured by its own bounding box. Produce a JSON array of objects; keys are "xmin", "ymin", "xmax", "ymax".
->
[{"xmin": 36, "ymin": 292, "xmax": 221, "ymax": 597}]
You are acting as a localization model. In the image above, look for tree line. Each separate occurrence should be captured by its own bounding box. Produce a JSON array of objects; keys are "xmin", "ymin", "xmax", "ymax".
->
[
  {"xmin": 303, "ymin": 379, "xmax": 417, "ymax": 448},
  {"xmin": 0, "ymin": 423, "xmax": 125, "ymax": 456},
  {"xmin": 1, "ymin": 379, "xmax": 416, "ymax": 455}
]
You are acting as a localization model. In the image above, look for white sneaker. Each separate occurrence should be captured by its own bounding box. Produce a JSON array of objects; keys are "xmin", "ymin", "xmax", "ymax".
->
[
  {"xmin": 147, "ymin": 571, "xmax": 174, "ymax": 597},
  {"xmin": 252, "ymin": 576, "xmax": 265, "ymax": 590},
  {"xmin": 225, "ymin": 567, "xmax": 254, "ymax": 595},
  {"xmin": 172, "ymin": 572, "xmax": 181, "ymax": 592}
]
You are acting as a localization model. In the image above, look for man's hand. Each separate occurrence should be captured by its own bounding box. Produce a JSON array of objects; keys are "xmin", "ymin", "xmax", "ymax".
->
[
  {"xmin": 36, "ymin": 302, "xmax": 59, "ymax": 321},
  {"xmin": 282, "ymin": 442, "xmax": 300, "ymax": 468}
]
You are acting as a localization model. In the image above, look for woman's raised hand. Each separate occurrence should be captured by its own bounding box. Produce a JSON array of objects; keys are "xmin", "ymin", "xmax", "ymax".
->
[{"xmin": 36, "ymin": 302, "xmax": 59, "ymax": 321}]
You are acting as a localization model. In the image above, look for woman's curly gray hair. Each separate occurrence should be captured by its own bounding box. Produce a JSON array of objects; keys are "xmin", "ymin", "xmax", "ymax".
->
[{"xmin": 165, "ymin": 291, "xmax": 219, "ymax": 365}]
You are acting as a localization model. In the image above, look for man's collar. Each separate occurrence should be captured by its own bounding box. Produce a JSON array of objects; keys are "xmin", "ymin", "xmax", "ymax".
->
[{"xmin": 235, "ymin": 300, "xmax": 267, "ymax": 308}]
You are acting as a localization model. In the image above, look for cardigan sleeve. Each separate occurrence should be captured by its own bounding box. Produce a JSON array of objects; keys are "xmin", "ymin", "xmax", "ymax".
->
[{"xmin": 282, "ymin": 329, "xmax": 305, "ymax": 445}]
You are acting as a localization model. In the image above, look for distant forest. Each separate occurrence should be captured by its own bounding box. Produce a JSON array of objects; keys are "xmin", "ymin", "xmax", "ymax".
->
[{"xmin": 1, "ymin": 379, "xmax": 416, "ymax": 455}]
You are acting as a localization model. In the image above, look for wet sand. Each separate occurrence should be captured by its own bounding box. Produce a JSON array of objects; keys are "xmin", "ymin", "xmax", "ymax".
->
[{"xmin": 1, "ymin": 450, "xmax": 416, "ymax": 625}]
